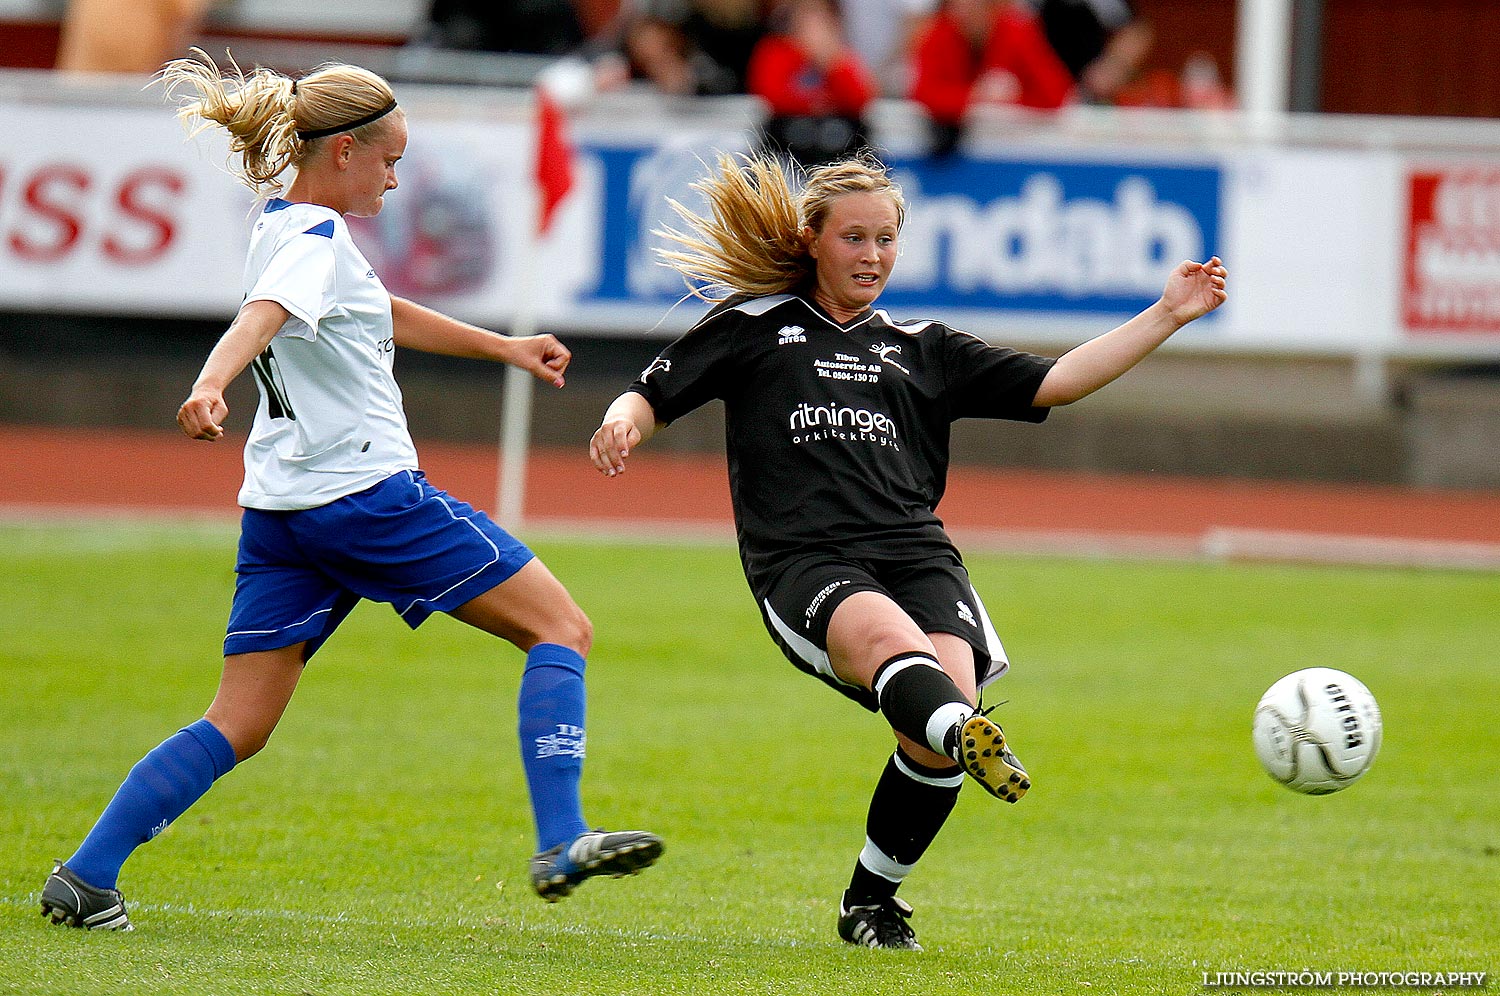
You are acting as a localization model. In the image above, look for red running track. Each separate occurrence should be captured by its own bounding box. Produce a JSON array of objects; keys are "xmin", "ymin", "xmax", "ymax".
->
[{"xmin": 4, "ymin": 424, "xmax": 1499, "ymax": 566}]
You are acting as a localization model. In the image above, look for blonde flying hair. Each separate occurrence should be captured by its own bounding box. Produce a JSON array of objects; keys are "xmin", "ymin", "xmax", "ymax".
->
[
  {"xmin": 158, "ymin": 49, "xmax": 398, "ymax": 197},
  {"xmin": 656, "ymin": 152, "xmax": 907, "ymax": 302}
]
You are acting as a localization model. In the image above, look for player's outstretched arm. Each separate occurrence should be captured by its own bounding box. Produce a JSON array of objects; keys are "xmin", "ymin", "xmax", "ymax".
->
[
  {"xmin": 177, "ymin": 299, "xmax": 289, "ymax": 441},
  {"xmin": 590, "ymin": 391, "xmax": 659, "ymax": 477},
  {"xmin": 1032, "ymin": 256, "xmax": 1227, "ymax": 407},
  {"xmin": 390, "ymin": 296, "xmax": 569, "ymax": 388}
]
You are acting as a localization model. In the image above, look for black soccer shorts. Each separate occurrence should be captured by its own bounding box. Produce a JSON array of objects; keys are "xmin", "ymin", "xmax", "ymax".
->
[{"xmin": 753, "ymin": 547, "xmax": 1011, "ymax": 711}]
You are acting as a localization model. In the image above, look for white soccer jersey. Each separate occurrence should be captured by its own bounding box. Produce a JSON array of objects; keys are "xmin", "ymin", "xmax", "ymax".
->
[{"xmin": 236, "ymin": 198, "xmax": 420, "ymax": 510}]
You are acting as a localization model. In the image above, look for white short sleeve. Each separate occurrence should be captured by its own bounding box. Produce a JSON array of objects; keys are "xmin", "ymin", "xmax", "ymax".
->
[{"xmin": 246, "ymin": 224, "xmax": 338, "ymax": 340}]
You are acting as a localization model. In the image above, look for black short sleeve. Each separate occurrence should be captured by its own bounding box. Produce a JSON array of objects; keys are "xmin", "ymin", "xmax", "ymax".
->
[
  {"xmin": 627, "ymin": 307, "xmax": 744, "ymax": 425},
  {"xmin": 942, "ymin": 329, "xmax": 1056, "ymax": 422}
]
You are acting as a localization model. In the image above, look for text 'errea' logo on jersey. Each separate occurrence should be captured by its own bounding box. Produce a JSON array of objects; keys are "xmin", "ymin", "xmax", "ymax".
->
[
  {"xmin": 640, "ymin": 356, "xmax": 671, "ymax": 380},
  {"xmin": 777, "ymin": 325, "xmax": 807, "ymax": 345}
]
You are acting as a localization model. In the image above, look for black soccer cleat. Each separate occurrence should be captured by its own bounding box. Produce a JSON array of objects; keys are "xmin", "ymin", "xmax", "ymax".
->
[
  {"xmin": 529, "ymin": 829, "xmax": 663, "ymax": 902},
  {"xmin": 40, "ymin": 863, "xmax": 133, "ymax": 931},
  {"xmin": 837, "ymin": 894, "xmax": 923, "ymax": 951},
  {"xmin": 954, "ymin": 712, "xmax": 1031, "ymax": 803}
]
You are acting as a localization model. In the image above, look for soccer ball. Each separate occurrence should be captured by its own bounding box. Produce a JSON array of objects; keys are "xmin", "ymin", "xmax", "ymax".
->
[{"xmin": 1252, "ymin": 668, "xmax": 1382, "ymax": 794}]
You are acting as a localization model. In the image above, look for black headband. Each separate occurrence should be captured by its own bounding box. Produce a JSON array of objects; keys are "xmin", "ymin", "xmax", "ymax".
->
[{"xmin": 296, "ymin": 100, "xmax": 398, "ymax": 141}]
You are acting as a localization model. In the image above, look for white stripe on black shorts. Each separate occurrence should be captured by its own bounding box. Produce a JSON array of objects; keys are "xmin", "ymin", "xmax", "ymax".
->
[{"xmin": 754, "ymin": 547, "xmax": 1010, "ymax": 711}]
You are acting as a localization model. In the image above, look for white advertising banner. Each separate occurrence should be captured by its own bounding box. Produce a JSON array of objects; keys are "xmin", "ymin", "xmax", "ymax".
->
[
  {"xmin": 1217, "ymin": 146, "xmax": 1403, "ymax": 352},
  {"xmin": 0, "ymin": 103, "xmax": 249, "ymax": 314},
  {"xmin": 4, "ymin": 94, "xmax": 1499, "ymax": 362},
  {"xmin": 339, "ymin": 117, "xmax": 597, "ymax": 325},
  {"xmin": 0, "ymin": 101, "xmax": 585, "ymax": 325}
]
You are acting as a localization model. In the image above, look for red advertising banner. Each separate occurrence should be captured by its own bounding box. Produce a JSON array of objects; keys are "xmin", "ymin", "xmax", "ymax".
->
[{"xmin": 1404, "ymin": 166, "xmax": 1500, "ymax": 334}]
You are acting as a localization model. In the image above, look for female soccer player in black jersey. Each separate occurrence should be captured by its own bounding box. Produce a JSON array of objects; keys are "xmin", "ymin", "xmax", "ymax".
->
[{"xmin": 590, "ymin": 153, "xmax": 1227, "ymax": 950}]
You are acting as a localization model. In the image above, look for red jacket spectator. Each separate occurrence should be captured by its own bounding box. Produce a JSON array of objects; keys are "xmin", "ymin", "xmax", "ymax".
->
[
  {"xmin": 746, "ymin": 1, "xmax": 876, "ymax": 117},
  {"xmin": 910, "ymin": 0, "xmax": 1074, "ymax": 124}
]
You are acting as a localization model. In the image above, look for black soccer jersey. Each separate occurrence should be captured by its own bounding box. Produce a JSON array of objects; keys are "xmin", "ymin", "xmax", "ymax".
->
[{"xmin": 628, "ymin": 292, "xmax": 1056, "ymax": 587}]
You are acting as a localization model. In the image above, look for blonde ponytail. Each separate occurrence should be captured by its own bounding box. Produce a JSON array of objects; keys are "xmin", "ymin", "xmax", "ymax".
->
[
  {"xmin": 655, "ymin": 154, "xmax": 811, "ymax": 301},
  {"xmin": 159, "ymin": 49, "xmax": 398, "ymax": 198},
  {"xmin": 159, "ymin": 50, "xmax": 299, "ymax": 196},
  {"xmin": 656, "ymin": 152, "xmax": 906, "ymax": 303}
]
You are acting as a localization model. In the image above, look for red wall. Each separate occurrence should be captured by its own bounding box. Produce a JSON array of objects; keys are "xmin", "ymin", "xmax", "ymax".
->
[
  {"xmin": 1133, "ymin": 0, "xmax": 1499, "ymax": 118},
  {"xmin": 1320, "ymin": 0, "xmax": 1500, "ymax": 117}
]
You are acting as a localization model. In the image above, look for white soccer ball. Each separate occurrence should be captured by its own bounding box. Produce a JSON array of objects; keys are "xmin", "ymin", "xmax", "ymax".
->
[{"xmin": 1252, "ymin": 668, "xmax": 1382, "ymax": 794}]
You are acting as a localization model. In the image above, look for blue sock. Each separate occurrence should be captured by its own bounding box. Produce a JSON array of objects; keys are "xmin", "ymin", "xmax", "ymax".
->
[
  {"xmin": 66, "ymin": 718, "xmax": 237, "ymax": 890},
  {"xmin": 518, "ymin": 643, "xmax": 590, "ymax": 853}
]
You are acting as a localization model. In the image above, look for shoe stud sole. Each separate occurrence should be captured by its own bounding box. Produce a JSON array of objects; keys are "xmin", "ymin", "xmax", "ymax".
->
[{"xmin": 960, "ymin": 717, "xmax": 1030, "ymax": 804}]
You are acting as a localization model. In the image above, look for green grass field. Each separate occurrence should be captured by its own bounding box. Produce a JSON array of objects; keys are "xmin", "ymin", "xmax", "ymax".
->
[{"xmin": 1, "ymin": 521, "xmax": 1496, "ymax": 995}]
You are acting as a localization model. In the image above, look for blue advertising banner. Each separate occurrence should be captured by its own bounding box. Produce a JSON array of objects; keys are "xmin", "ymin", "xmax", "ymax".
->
[{"xmin": 580, "ymin": 143, "xmax": 1222, "ymax": 318}]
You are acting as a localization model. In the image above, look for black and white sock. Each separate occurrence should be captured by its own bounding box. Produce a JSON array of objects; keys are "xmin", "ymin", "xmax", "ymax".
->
[
  {"xmin": 845, "ymin": 746, "xmax": 965, "ymax": 906},
  {"xmin": 871, "ymin": 651, "xmax": 972, "ymax": 759}
]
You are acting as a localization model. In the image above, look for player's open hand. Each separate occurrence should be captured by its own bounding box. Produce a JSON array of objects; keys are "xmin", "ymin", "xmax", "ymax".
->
[
  {"xmin": 178, "ymin": 389, "xmax": 228, "ymax": 441},
  {"xmin": 508, "ymin": 333, "xmax": 571, "ymax": 388},
  {"xmin": 1161, "ymin": 256, "xmax": 1228, "ymax": 325},
  {"xmin": 589, "ymin": 416, "xmax": 641, "ymax": 477}
]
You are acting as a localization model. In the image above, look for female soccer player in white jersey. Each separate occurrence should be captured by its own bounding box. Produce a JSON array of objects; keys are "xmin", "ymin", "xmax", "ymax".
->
[
  {"xmin": 590, "ymin": 154, "xmax": 1226, "ymax": 950},
  {"xmin": 40, "ymin": 53, "xmax": 660, "ymax": 932}
]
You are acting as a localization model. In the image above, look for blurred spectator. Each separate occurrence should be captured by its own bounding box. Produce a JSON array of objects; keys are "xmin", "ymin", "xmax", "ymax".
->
[
  {"xmin": 1113, "ymin": 51, "xmax": 1234, "ymax": 109},
  {"xmin": 1176, "ymin": 51, "xmax": 1233, "ymax": 109},
  {"xmin": 621, "ymin": 14, "xmax": 736, "ymax": 94},
  {"xmin": 747, "ymin": 0, "xmax": 877, "ymax": 166},
  {"xmin": 1028, "ymin": 0, "xmax": 1153, "ymax": 105},
  {"xmin": 619, "ymin": 0, "xmax": 767, "ymax": 96},
  {"xmin": 909, "ymin": 0, "xmax": 1074, "ymax": 154},
  {"xmin": 419, "ymin": 0, "xmax": 589, "ymax": 55},
  {"xmin": 842, "ymin": 0, "xmax": 938, "ymax": 97},
  {"xmin": 56, "ymin": 0, "xmax": 214, "ymax": 74},
  {"xmin": 573, "ymin": 0, "xmax": 626, "ymax": 38}
]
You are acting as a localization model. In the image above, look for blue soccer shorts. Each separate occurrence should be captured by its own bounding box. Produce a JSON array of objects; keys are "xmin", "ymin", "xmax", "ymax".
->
[{"xmin": 224, "ymin": 470, "xmax": 534, "ymax": 659}]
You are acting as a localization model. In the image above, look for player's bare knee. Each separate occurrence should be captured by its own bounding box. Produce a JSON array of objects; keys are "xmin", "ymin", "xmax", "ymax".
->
[
  {"xmin": 860, "ymin": 626, "xmax": 935, "ymax": 670},
  {"xmin": 548, "ymin": 604, "xmax": 593, "ymax": 657},
  {"xmin": 516, "ymin": 603, "xmax": 592, "ymax": 657},
  {"xmin": 204, "ymin": 713, "xmax": 273, "ymax": 763}
]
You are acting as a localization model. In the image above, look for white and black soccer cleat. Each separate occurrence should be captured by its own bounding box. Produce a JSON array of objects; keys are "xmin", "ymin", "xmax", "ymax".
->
[
  {"xmin": 40, "ymin": 862, "xmax": 133, "ymax": 931},
  {"xmin": 529, "ymin": 829, "xmax": 663, "ymax": 902},
  {"xmin": 837, "ymin": 894, "xmax": 923, "ymax": 951}
]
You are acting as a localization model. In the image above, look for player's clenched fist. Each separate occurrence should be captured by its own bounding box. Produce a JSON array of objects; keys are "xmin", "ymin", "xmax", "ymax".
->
[{"xmin": 178, "ymin": 391, "xmax": 228, "ymax": 441}]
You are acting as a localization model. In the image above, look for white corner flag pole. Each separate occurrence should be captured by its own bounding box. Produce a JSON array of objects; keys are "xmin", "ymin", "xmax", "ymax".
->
[
  {"xmin": 499, "ymin": 73, "xmax": 581, "ymax": 533},
  {"xmin": 497, "ymin": 214, "xmax": 539, "ymax": 534}
]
